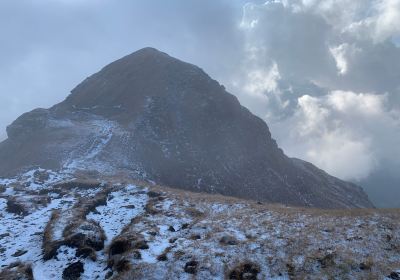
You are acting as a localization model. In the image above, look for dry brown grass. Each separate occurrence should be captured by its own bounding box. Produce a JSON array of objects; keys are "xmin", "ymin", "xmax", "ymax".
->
[
  {"xmin": 144, "ymin": 198, "xmax": 160, "ymax": 215},
  {"xmin": 77, "ymin": 187, "xmax": 112, "ymax": 218},
  {"xmin": 42, "ymin": 210, "xmax": 62, "ymax": 260},
  {"xmin": 52, "ymin": 179, "xmax": 103, "ymax": 191},
  {"xmin": 6, "ymin": 197, "xmax": 28, "ymax": 216},
  {"xmin": 63, "ymin": 219, "xmax": 106, "ymax": 250},
  {"xmin": 185, "ymin": 207, "xmax": 204, "ymax": 218},
  {"xmin": 38, "ymin": 174, "xmax": 400, "ymax": 279},
  {"xmin": 106, "ymin": 231, "xmax": 149, "ymax": 273},
  {"xmin": 41, "ymin": 183, "xmax": 112, "ymax": 261},
  {"xmin": 76, "ymin": 246, "xmax": 97, "ymax": 261},
  {"xmin": 108, "ymin": 237, "xmax": 132, "ymax": 256},
  {"xmin": 113, "ymin": 178, "xmax": 368, "ymax": 217},
  {"xmin": 138, "ymin": 179, "xmax": 400, "ymax": 217},
  {"xmin": 0, "ymin": 262, "xmax": 33, "ymax": 280}
]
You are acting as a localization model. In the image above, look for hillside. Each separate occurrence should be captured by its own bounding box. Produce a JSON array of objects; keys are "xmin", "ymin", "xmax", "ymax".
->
[
  {"xmin": 0, "ymin": 48, "xmax": 373, "ymax": 209},
  {"xmin": 0, "ymin": 169, "xmax": 398, "ymax": 279}
]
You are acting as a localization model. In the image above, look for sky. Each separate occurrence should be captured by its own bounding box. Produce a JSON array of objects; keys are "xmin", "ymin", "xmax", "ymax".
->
[{"xmin": 0, "ymin": 0, "xmax": 399, "ymax": 207}]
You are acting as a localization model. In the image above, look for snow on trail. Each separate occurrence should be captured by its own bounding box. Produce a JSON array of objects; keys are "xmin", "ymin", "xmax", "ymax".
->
[{"xmin": 63, "ymin": 119, "xmax": 116, "ymax": 173}]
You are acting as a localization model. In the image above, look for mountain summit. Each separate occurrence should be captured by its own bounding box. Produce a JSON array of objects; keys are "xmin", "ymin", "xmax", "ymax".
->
[{"xmin": 0, "ymin": 47, "xmax": 373, "ymax": 208}]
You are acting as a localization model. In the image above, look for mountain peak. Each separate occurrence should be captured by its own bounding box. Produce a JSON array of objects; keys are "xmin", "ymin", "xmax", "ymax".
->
[
  {"xmin": 114, "ymin": 47, "xmax": 174, "ymax": 66},
  {"xmin": 129, "ymin": 46, "xmax": 169, "ymax": 57},
  {"xmin": 1, "ymin": 48, "xmax": 374, "ymax": 209},
  {"xmin": 59, "ymin": 47, "xmax": 212, "ymax": 116}
]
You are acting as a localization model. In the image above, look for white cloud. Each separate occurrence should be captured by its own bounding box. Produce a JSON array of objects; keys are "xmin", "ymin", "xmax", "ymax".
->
[
  {"xmin": 244, "ymin": 62, "xmax": 281, "ymax": 98},
  {"xmin": 372, "ymin": 0, "xmax": 400, "ymax": 42},
  {"xmin": 329, "ymin": 44, "xmax": 349, "ymax": 75},
  {"xmin": 270, "ymin": 90, "xmax": 399, "ymax": 181},
  {"xmin": 234, "ymin": 0, "xmax": 400, "ymax": 183},
  {"xmin": 296, "ymin": 95, "xmax": 330, "ymax": 136},
  {"xmin": 272, "ymin": 91, "xmax": 385, "ymax": 180},
  {"xmin": 306, "ymin": 130, "xmax": 376, "ymax": 181},
  {"xmin": 327, "ymin": 91, "xmax": 386, "ymax": 116}
]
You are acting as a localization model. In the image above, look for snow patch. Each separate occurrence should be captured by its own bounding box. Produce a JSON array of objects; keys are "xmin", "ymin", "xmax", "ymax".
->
[{"xmin": 86, "ymin": 185, "xmax": 148, "ymax": 244}]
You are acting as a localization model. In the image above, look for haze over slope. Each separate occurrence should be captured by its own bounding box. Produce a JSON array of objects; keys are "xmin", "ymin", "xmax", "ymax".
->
[{"xmin": 0, "ymin": 48, "xmax": 373, "ymax": 209}]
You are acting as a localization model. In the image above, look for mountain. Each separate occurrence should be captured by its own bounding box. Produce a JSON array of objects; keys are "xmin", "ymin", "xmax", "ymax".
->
[{"xmin": 0, "ymin": 47, "xmax": 373, "ymax": 209}]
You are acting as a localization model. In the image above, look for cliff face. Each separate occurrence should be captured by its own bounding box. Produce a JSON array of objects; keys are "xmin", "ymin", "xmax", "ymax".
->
[{"xmin": 0, "ymin": 47, "xmax": 373, "ymax": 208}]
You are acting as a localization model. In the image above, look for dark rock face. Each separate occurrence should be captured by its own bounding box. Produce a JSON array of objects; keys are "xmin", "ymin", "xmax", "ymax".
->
[{"xmin": 0, "ymin": 47, "xmax": 373, "ymax": 208}]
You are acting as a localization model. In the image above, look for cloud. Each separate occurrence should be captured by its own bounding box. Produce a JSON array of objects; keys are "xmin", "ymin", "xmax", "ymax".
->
[
  {"xmin": 329, "ymin": 44, "xmax": 351, "ymax": 75},
  {"xmin": 244, "ymin": 63, "xmax": 281, "ymax": 95},
  {"xmin": 234, "ymin": 0, "xmax": 400, "ymax": 185},
  {"xmin": 327, "ymin": 90, "xmax": 386, "ymax": 115},
  {"xmin": 279, "ymin": 91, "xmax": 387, "ymax": 180},
  {"xmin": 266, "ymin": 89, "xmax": 400, "ymax": 183}
]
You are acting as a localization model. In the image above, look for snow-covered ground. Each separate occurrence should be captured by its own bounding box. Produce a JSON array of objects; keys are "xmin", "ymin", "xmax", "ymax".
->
[
  {"xmin": 0, "ymin": 169, "xmax": 150, "ymax": 279},
  {"xmin": 0, "ymin": 169, "xmax": 399, "ymax": 279},
  {"xmin": 86, "ymin": 185, "xmax": 148, "ymax": 246}
]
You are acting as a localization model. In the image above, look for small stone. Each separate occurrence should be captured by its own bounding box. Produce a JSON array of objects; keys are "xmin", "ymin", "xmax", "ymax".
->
[
  {"xmin": 12, "ymin": 249, "xmax": 27, "ymax": 257},
  {"xmin": 157, "ymin": 253, "xmax": 168, "ymax": 261},
  {"xmin": 105, "ymin": 271, "xmax": 113, "ymax": 279},
  {"xmin": 190, "ymin": 234, "xmax": 201, "ymax": 240},
  {"xmin": 132, "ymin": 250, "xmax": 142, "ymax": 259},
  {"xmin": 220, "ymin": 235, "xmax": 238, "ymax": 245},
  {"xmin": 229, "ymin": 262, "xmax": 260, "ymax": 280},
  {"xmin": 181, "ymin": 223, "xmax": 190, "ymax": 229},
  {"xmin": 388, "ymin": 272, "xmax": 400, "ymax": 280},
  {"xmin": 168, "ymin": 226, "xmax": 176, "ymax": 232},
  {"xmin": 169, "ymin": 238, "xmax": 177, "ymax": 243},
  {"xmin": 184, "ymin": 260, "xmax": 198, "ymax": 274},
  {"xmin": 147, "ymin": 191, "xmax": 161, "ymax": 198},
  {"xmin": 134, "ymin": 240, "xmax": 149, "ymax": 250},
  {"xmin": 0, "ymin": 233, "xmax": 10, "ymax": 239}
]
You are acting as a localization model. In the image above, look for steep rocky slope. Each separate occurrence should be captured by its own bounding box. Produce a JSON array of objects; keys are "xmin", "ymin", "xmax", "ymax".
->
[
  {"xmin": 0, "ymin": 170, "xmax": 398, "ymax": 279},
  {"xmin": 0, "ymin": 47, "xmax": 373, "ymax": 208}
]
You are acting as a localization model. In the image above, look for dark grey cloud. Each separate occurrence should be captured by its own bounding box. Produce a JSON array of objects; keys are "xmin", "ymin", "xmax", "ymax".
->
[{"xmin": 0, "ymin": 0, "xmax": 399, "ymax": 206}]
